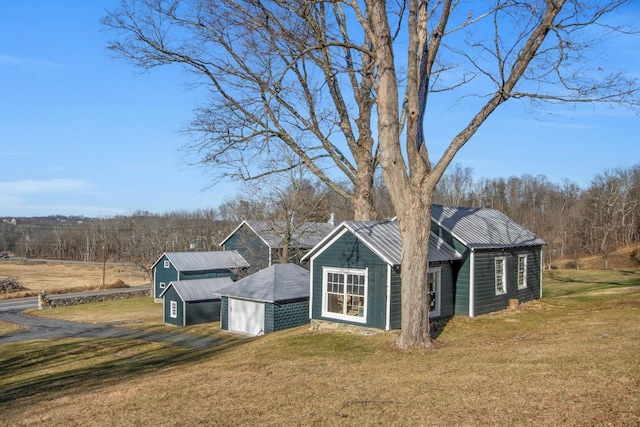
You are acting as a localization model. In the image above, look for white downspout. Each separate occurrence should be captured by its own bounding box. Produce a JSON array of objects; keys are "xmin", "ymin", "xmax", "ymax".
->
[
  {"xmin": 385, "ymin": 264, "xmax": 391, "ymax": 331},
  {"xmin": 539, "ymin": 250, "xmax": 544, "ymax": 299},
  {"xmin": 469, "ymin": 249, "xmax": 475, "ymax": 317}
]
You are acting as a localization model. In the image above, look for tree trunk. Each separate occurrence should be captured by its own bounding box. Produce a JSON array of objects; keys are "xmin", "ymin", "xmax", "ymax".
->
[
  {"xmin": 352, "ymin": 173, "xmax": 377, "ymax": 221},
  {"xmin": 396, "ymin": 194, "xmax": 434, "ymax": 349}
]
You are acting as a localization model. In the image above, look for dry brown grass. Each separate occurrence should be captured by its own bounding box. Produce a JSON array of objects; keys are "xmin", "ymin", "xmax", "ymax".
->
[
  {"xmin": 0, "ymin": 259, "xmax": 149, "ymax": 299},
  {"xmin": 1, "ymin": 269, "xmax": 638, "ymax": 426}
]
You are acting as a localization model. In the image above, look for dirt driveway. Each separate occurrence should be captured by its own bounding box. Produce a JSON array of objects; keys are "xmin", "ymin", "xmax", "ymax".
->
[{"xmin": 0, "ymin": 309, "xmax": 229, "ymax": 348}]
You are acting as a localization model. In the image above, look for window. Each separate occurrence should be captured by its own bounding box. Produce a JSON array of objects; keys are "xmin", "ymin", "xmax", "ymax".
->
[
  {"xmin": 322, "ymin": 268, "xmax": 367, "ymax": 323},
  {"xmin": 427, "ymin": 267, "xmax": 441, "ymax": 317},
  {"xmin": 159, "ymin": 282, "xmax": 166, "ymax": 289},
  {"xmin": 495, "ymin": 257, "xmax": 507, "ymax": 295},
  {"xmin": 517, "ymin": 255, "xmax": 528, "ymax": 289},
  {"xmin": 170, "ymin": 301, "xmax": 178, "ymax": 318},
  {"xmin": 163, "ymin": 260, "xmax": 170, "ymax": 268}
]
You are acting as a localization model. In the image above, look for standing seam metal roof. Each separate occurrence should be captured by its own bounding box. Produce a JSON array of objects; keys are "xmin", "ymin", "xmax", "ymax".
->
[
  {"xmin": 162, "ymin": 251, "xmax": 249, "ymax": 272},
  {"xmin": 341, "ymin": 220, "xmax": 462, "ymax": 266},
  {"xmin": 220, "ymin": 220, "xmax": 336, "ymax": 249},
  {"xmin": 430, "ymin": 205, "xmax": 546, "ymax": 249},
  {"xmin": 159, "ymin": 277, "xmax": 234, "ymax": 301}
]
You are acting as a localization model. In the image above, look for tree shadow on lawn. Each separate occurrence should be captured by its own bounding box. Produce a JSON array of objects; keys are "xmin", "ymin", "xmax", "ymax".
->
[{"xmin": 0, "ymin": 333, "xmax": 252, "ymax": 406}]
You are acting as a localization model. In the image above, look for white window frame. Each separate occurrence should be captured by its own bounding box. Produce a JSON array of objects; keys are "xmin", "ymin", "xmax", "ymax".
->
[
  {"xmin": 517, "ymin": 255, "xmax": 528, "ymax": 290},
  {"xmin": 159, "ymin": 282, "xmax": 166, "ymax": 289},
  {"xmin": 321, "ymin": 267, "xmax": 368, "ymax": 324},
  {"xmin": 170, "ymin": 300, "xmax": 178, "ymax": 318},
  {"xmin": 495, "ymin": 257, "xmax": 507, "ymax": 295},
  {"xmin": 427, "ymin": 267, "xmax": 442, "ymax": 318},
  {"xmin": 164, "ymin": 260, "xmax": 170, "ymax": 268}
]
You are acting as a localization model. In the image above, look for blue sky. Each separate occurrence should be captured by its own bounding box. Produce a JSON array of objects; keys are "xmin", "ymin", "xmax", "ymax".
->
[{"xmin": 1, "ymin": 1, "xmax": 638, "ymax": 218}]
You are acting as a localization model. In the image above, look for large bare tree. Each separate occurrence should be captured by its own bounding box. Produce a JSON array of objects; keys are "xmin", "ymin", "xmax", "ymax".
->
[
  {"xmin": 105, "ymin": 0, "xmax": 639, "ymax": 348},
  {"xmin": 365, "ymin": 0, "xmax": 637, "ymax": 348},
  {"xmin": 103, "ymin": 0, "xmax": 380, "ymax": 219}
]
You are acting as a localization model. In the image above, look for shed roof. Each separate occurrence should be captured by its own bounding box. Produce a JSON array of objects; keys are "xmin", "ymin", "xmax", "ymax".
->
[
  {"xmin": 431, "ymin": 205, "xmax": 546, "ymax": 249},
  {"xmin": 159, "ymin": 276, "xmax": 234, "ymax": 301},
  {"xmin": 217, "ymin": 263, "xmax": 309, "ymax": 303},
  {"xmin": 302, "ymin": 220, "xmax": 462, "ymax": 267},
  {"xmin": 153, "ymin": 250, "xmax": 249, "ymax": 272},
  {"xmin": 219, "ymin": 220, "xmax": 336, "ymax": 249}
]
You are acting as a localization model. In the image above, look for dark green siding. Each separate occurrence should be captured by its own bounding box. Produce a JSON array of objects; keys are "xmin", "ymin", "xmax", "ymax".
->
[
  {"xmin": 162, "ymin": 286, "xmax": 183, "ymax": 326},
  {"xmin": 185, "ymin": 300, "xmax": 221, "ymax": 325},
  {"xmin": 436, "ymin": 261, "xmax": 455, "ymax": 319},
  {"xmin": 223, "ymin": 225, "xmax": 270, "ymax": 273},
  {"xmin": 265, "ymin": 300, "xmax": 309, "ymax": 333},
  {"xmin": 454, "ymin": 258, "xmax": 471, "ymax": 316},
  {"xmin": 154, "ymin": 255, "xmax": 178, "ymax": 299},
  {"xmin": 389, "ymin": 262, "xmax": 455, "ymax": 327},
  {"xmin": 389, "ymin": 267, "xmax": 402, "ymax": 329},
  {"xmin": 311, "ymin": 231, "xmax": 389, "ymax": 329},
  {"xmin": 220, "ymin": 297, "xmax": 229, "ymax": 330},
  {"xmin": 431, "ymin": 220, "xmax": 473, "ymax": 316},
  {"xmin": 472, "ymin": 247, "xmax": 542, "ymax": 316}
]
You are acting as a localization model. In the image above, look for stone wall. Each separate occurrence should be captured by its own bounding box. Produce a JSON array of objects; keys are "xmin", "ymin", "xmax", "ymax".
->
[{"xmin": 39, "ymin": 288, "xmax": 151, "ymax": 309}]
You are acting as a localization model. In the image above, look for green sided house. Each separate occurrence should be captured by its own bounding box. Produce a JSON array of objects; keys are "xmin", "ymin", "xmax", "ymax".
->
[
  {"xmin": 219, "ymin": 219, "xmax": 337, "ymax": 273},
  {"xmin": 302, "ymin": 220, "xmax": 462, "ymax": 330},
  {"xmin": 219, "ymin": 263, "xmax": 310, "ymax": 336},
  {"xmin": 302, "ymin": 205, "xmax": 546, "ymax": 330},
  {"xmin": 159, "ymin": 277, "xmax": 233, "ymax": 326},
  {"xmin": 429, "ymin": 205, "xmax": 546, "ymax": 317},
  {"xmin": 151, "ymin": 251, "xmax": 249, "ymax": 301}
]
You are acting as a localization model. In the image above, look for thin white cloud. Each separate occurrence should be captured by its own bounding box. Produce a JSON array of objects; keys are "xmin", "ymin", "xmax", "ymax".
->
[
  {"xmin": 0, "ymin": 53, "xmax": 63, "ymax": 69},
  {"xmin": 0, "ymin": 179, "xmax": 125, "ymax": 217},
  {"xmin": 0, "ymin": 179, "xmax": 90, "ymax": 195}
]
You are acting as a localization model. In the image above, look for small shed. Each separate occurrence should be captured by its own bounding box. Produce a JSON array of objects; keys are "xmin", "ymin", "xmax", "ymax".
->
[
  {"xmin": 159, "ymin": 277, "xmax": 233, "ymax": 326},
  {"xmin": 219, "ymin": 263, "xmax": 310, "ymax": 336},
  {"xmin": 151, "ymin": 250, "xmax": 249, "ymax": 301}
]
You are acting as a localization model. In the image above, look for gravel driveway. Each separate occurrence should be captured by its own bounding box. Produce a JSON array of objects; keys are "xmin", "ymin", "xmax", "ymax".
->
[{"xmin": 0, "ymin": 309, "xmax": 227, "ymax": 348}]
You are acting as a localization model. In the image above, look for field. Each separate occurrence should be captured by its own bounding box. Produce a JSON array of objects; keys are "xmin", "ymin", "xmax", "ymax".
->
[
  {"xmin": 0, "ymin": 259, "xmax": 149, "ymax": 299},
  {"xmin": 0, "ymin": 268, "xmax": 639, "ymax": 426}
]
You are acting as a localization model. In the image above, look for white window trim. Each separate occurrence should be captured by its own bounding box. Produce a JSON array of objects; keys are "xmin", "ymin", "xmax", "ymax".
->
[
  {"xmin": 164, "ymin": 260, "xmax": 170, "ymax": 268},
  {"xmin": 517, "ymin": 254, "xmax": 528, "ymax": 290},
  {"xmin": 321, "ymin": 267, "xmax": 368, "ymax": 324},
  {"xmin": 159, "ymin": 282, "xmax": 166, "ymax": 289},
  {"xmin": 170, "ymin": 300, "xmax": 178, "ymax": 318},
  {"xmin": 428, "ymin": 267, "xmax": 442, "ymax": 318},
  {"xmin": 495, "ymin": 257, "xmax": 507, "ymax": 295}
]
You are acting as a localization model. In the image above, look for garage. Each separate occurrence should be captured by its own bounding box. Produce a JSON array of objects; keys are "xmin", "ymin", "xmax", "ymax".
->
[
  {"xmin": 219, "ymin": 263, "xmax": 310, "ymax": 336},
  {"xmin": 228, "ymin": 298, "xmax": 265, "ymax": 335}
]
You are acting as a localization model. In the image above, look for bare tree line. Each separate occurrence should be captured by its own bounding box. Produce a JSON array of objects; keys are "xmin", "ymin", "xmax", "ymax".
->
[
  {"xmin": 433, "ymin": 163, "xmax": 640, "ymax": 268},
  {"xmin": 2, "ymin": 163, "xmax": 638, "ymax": 273}
]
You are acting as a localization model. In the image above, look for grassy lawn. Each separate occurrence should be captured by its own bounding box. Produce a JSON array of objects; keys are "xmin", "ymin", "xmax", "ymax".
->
[{"xmin": 1, "ymin": 269, "xmax": 638, "ymax": 426}]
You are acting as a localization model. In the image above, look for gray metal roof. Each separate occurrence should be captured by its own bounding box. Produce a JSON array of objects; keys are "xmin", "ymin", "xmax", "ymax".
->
[
  {"xmin": 342, "ymin": 221, "xmax": 462, "ymax": 266},
  {"xmin": 220, "ymin": 220, "xmax": 336, "ymax": 249},
  {"xmin": 303, "ymin": 220, "xmax": 462, "ymax": 266},
  {"xmin": 160, "ymin": 251, "xmax": 249, "ymax": 272},
  {"xmin": 217, "ymin": 263, "xmax": 310, "ymax": 303},
  {"xmin": 431, "ymin": 205, "xmax": 546, "ymax": 249},
  {"xmin": 159, "ymin": 277, "xmax": 234, "ymax": 301}
]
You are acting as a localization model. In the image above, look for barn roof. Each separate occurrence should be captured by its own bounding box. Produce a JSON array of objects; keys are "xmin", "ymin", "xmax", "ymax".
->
[
  {"xmin": 302, "ymin": 220, "xmax": 462, "ymax": 267},
  {"xmin": 153, "ymin": 251, "xmax": 249, "ymax": 272},
  {"xmin": 219, "ymin": 220, "xmax": 336, "ymax": 249},
  {"xmin": 217, "ymin": 263, "xmax": 309, "ymax": 303},
  {"xmin": 159, "ymin": 277, "xmax": 234, "ymax": 301},
  {"xmin": 431, "ymin": 205, "xmax": 546, "ymax": 249}
]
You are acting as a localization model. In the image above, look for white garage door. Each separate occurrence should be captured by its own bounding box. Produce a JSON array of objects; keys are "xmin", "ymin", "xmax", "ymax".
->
[{"xmin": 228, "ymin": 298, "xmax": 265, "ymax": 335}]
